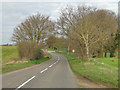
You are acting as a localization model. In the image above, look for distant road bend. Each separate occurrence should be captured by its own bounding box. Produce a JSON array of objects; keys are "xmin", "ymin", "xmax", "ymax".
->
[{"xmin": 2, "ymin": 53, "xmax": 79, "ymax": 89}]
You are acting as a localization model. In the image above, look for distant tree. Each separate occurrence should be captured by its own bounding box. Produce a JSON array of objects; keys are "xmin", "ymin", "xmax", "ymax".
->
[
  {"xmin": 54, "ymin": 37, "xmax": 65, "ymax": 49},
  {"xmin": 46, "ymin": 35, "xmax": 57, "ymax": 48},
  {"xmin": 46, "ymin": 35, "xmax": 66, "ymax": 50}
]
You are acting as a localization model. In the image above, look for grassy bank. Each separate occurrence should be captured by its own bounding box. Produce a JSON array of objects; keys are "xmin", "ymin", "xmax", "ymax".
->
[
  {"xmin": 1, "ymin": 46, "xmax": 52, "ymax": 74},
  {"xmin": 2, "ymin": 46, "xmax": 18, "ymax": 64},
  {"xmin": 2, "ymin": 56, "xmax": 51, "ymax": 73},
  {"xmin": 58, "ymin": 51, "xmax": 118, "ymax": 87}
]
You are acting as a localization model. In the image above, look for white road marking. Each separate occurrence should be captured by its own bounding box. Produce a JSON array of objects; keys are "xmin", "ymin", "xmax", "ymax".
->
[
  {"xmin": 15, "ymin": 76, "xmax": 35, "ymax": 90},
  {"xmin": 54, "ymin": 62, "xmax": 56, "ymax": 65},
  {"xmin": 58, "ymin": 57, "xmax": 60, "ymax": 60},
  {"xmin": 49, "ymin": 59, "xmax": 59, "ymax": 68},
  {"xmin": 40, "ymin": 68, "xmax": 48, "ymax": 73},
  {"xmin": 49, "ymin": 64, "xmax": 53, "ymax": 67},
  {"xmin": 16, "ymin": 56, "xmax": 60, "ymax": 90}
]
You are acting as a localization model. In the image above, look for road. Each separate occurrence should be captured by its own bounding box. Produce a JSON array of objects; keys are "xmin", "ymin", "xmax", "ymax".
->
[{"xmin": 2, "ymin": 53, "xmax": 79, "ymax": 89}]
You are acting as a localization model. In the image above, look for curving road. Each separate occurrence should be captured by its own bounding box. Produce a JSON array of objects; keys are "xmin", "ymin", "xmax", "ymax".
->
[{"xmin": 2, "ymin": 53, "xmax": 79, "ymax": 89}]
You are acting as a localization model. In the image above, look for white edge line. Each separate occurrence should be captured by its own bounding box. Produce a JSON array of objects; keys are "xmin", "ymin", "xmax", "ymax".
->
[{"xmin": 15, "ymin": 76, "xmax": 36, "ymax": 90}]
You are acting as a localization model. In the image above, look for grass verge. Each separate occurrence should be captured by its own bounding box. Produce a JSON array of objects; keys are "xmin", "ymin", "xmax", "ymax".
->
[
  {"xmin": 2, "ymin": 56, "xmax": 52, "ymax": 74},
  {"xmin": 46, "ymin": 48, "xmax": 55, "ymax": 51},
  {"xmin": 57, "ymin": 51, "xmax": 118, "ymax": 88},
  {"xmin": 1, "ymin": 46, "xmax": 52, "ymax": 74}
]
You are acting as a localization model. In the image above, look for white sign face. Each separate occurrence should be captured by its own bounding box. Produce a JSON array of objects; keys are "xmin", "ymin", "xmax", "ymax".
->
[{"xmin": 72, "ymin": 49, "xmax": 75, "ymax": 53}]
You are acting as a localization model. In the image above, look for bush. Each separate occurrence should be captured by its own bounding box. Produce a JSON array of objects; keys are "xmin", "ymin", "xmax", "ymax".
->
[{"xmin": 18, "ymin": 41, "xmax": 44, "ymax": 60}]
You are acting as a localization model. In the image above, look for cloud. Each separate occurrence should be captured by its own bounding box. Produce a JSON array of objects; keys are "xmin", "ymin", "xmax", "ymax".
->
[
  {"xmin": 1, "ymin": 1, "xmax": 118, "ymax": 45},
  {"xmin": 1, "ymin": 0, "xmax": 120, "ymax": 2}
]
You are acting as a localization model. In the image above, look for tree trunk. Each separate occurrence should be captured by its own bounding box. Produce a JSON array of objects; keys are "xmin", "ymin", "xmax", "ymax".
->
[
  {"xmin": 81, "ymin": 55, "xmax": 87, "ymax": 60},
  {"xmin": 110, "ymin": 52, "xmax": 114, "ymax": 57},
  {"xmin": 67, "ymin": 44, "xmax": 70, "ymax": 55},
  {"xmin": 86, "ymin": 45, "xmax": 90, "ymax": 61},
  {"xmin": 105, "ymin": 52, "xmax": 107, "ymax": 58},
  {"xmin": 98, "ymin": 49, "xmax": 103, "ymax": 58},
  {"xmin": 92, "ymin": 53, "xmax": 96, "ymax": 58}
]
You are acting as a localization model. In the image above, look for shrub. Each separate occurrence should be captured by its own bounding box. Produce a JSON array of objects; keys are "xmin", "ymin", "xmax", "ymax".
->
[{"xmin": 18, "ymin": 41, "xmax": 44, "ymax": 60}]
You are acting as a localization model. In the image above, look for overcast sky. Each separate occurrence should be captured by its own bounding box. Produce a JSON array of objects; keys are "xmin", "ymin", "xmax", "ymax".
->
[{"xmin": 1, "ymin": 0, "xmax": 119, "ymax": 45}]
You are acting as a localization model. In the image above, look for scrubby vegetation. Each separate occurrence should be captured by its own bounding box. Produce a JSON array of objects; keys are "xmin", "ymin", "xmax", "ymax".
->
[{"xmin": 18, "ymin": 41, "xmax": 44, "ymax": 60}]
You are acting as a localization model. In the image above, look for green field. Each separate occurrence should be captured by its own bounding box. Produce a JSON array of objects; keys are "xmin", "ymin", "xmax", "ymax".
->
[
  {"xmin": 2, "ymin": 46, "xmax": 19, "ymax": 64},
  {"xmin": 58, "ymin": 51, "xmax": 118, "ymax": 87},
  {"xmin": 1, "ymin": 46, "xmax": 51, "ymax": 73}
]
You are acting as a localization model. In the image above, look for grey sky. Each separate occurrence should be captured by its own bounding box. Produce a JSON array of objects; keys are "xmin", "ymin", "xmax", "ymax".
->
[{"xmin": 1, "ymin": 1, "xmax": 119, "ymax": 45}]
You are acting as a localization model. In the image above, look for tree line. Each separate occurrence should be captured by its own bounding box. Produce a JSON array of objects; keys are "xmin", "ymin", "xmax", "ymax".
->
[{"xmin": 12, "ymin": 6, "xmax": 118, "ymax": 61}]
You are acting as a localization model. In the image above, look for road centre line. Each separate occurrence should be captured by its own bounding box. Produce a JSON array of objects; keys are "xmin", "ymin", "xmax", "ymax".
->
[
  {"xmin": 49, "ymin": 64, "xmax": 53, "ymax": 67},
  {"xmin": 49, "ymin": 60, "xmax": 59, "ymax": 68},
  {"xmin": 58, "ymin": 56, "xmax": 60, "ymax": 60},
  {"xmin": 15, "ymin": 76, "xmax": 36, "ymax": 90},
  {"xmin": 40, "ymin": 68, "xmax": 48, "ymax": 73},
  {"xmin": 15, "ymin": 56, "xmax": 60, "ymax": 90},
  {"xmin": 54, "ymin": 62, "xmax": 56, "ymax": 65}
]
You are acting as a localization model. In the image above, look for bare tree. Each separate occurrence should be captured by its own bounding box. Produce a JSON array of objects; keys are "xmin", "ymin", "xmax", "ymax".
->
[
  {"xmin": 12, "ymin": 13, "xmax": 55, "ymax": 45},
  {"xmin": 71, "ymin": 8, "xmax": 99, "ymax": 61},
  {"xmin": 57, "ymin": 6, "xmax": 78, "ymax": 55},
  {"xmin": 57, "ymin": 6, "xmax": 117, "ymax": 61},
  {"xmin": 57, "ymin": 6, "xmax": 98, "ymax": 61},
  {"xmin": 95, "ymin": 10, "xmax": 118, "ymax": 58},
  {"xmin": 46, "ymin": 35, "xmax": 57, "ymax": 48}
]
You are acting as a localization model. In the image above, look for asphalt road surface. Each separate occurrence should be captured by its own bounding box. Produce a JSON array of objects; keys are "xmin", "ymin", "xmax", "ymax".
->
[{"xmin": 2, "ymin": 53, "xmax": 79, "ymax": 89}]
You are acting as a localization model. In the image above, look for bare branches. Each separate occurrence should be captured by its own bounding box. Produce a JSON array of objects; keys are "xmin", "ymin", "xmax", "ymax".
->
[
  {"xmin": 12, "ymin": 13, "xmax": 55, "ymax": 45},
  {"xmin": 57, "ymin": 6, "xmax": 117, "ymax": 60}
]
